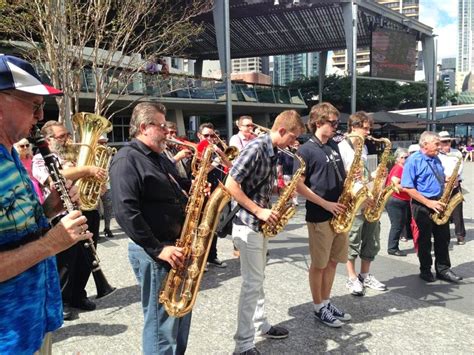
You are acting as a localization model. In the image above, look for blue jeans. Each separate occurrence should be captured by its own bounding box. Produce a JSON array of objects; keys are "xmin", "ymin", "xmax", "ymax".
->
[{"xmin": 128, "ymin": 243, "xmax": 192, "ymax": 355}]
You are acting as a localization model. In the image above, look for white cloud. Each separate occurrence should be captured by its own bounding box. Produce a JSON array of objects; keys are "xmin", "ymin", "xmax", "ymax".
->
[{"xmin": 419, "ymin": 0, "xmax": 458, "ymax": 61}]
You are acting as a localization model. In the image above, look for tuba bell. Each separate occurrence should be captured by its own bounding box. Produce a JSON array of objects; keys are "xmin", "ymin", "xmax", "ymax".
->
[{"xmin": 72, "ymin": 112, "xmax": 116, "ymax": 211}]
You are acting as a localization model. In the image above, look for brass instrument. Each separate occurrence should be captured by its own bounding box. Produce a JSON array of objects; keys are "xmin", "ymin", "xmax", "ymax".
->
[
  {"xmin": 431, "ymin": 157, "xmax": 464, "ymax": 225},
  {"xmin": 72, "ymin": 112, "xmax": 116, "ymax": 211},
  {"xmin": 214, "ymin": 134, "xmax": 239, "ymax": 161},
  {"xmin": 159, "ymin": 145, "xmax": 232, "ymax": 317},
  {"xmin": 262, "ymin": 151, "xmax": 305, "ymax": 238},
  {"xmin": 166, "ymin": 137, "xmax": 199, "ymax": 175},
  {"xmin": 364, "ymin": 136, "xmax": 399, "ymax": 222},
  {"xmin": 31, "ymin": 127, "xmax": 116, "ymax": 299},
  {"xmin": 330, "ymin": 134, "xmax": 370, "ymax": 234}
]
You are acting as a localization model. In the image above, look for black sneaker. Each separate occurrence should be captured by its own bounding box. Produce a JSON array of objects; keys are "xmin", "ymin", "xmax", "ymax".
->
[
  {"xmin": 208, "ymin": 258, "xmax": 227, "ymax": 268},
  {"xmin": 314, "ymin": 305, "xmax": 343, "ymax": 328},
  {"xmin": 238, "ymin": 348, "xmax": 261, "ymax": 355},
  {"xmin": 261, "ymin": 325, "xmax": 289, "ymax": 339},
  {"xmin": 103, "ymin": 228, "xmax": 115, "ymax": 238}
]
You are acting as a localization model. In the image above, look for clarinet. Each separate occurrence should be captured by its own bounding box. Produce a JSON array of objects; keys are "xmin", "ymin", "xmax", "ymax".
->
[{"xmin": 31, "ymin": 127, "xmax": 116, "ymax": 299}]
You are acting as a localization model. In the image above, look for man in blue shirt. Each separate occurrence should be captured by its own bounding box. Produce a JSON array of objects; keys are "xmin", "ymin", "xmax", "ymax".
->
[
  {"xmin": 401, "ymin": 131, "xmax": 462, "ymax": 283},
  {"xmin": 0, "ymin": 55, "xmax": 91, "ymax": 354}
]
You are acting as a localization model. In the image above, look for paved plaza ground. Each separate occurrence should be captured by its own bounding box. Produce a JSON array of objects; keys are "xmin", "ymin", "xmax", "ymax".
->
[{"xmin": 53, "ymin": 163, "xmax": 474, "ymax": 354}]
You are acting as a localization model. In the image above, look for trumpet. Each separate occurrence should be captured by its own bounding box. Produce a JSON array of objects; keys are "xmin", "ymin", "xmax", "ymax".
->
[
  {"xmin": 252, "ymin": 123, "xmax": 298, "ymax": 158},
  {"xmin": 165, "ymin": 137, "xmax": 199, "ymax": 175}
]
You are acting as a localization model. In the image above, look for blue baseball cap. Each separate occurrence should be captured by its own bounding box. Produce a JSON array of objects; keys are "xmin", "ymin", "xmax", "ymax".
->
[{"xmin": 0, "ymin": 54, "xmax": 62, "ymax": 96}]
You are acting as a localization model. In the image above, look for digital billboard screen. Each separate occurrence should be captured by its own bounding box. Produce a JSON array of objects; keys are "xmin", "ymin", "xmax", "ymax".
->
[{"xmin": 371, "ymin": 28, "xmax": 417, "ymax": 81}]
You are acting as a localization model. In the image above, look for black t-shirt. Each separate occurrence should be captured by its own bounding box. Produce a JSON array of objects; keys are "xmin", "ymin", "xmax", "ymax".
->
[{"xmin": 294, "ymin": 137, "xmax": 346, "ymax": 223}]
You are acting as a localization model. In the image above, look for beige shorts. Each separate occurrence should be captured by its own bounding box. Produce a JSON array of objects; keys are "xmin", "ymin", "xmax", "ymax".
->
[{"xmin": 307, "ymin": 220, "xmax": 348, "ymax": 269}]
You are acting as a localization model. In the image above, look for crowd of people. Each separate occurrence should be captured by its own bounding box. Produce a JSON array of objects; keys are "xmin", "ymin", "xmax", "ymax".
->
[{"xmin": 0, "ymin": 54, "xmax": 469, "ymax": 355}]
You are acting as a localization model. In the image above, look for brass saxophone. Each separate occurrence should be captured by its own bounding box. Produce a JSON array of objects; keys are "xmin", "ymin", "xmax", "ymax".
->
[
  {"xmin": 72, "ymin": 112, "xmax": 116, "ymax": 211},
  {"xmin": 364, "ymin": 137, "xmax": 399, "ymax": 222},
  {"xmin": 431, "ymin": 157, "xmax": 463, "ymax": 225},
  {"xmin": 330, "ymin": 134, "xmax": 370, "ymax": 234},
  {"xmin": 262, "ymin": 151, "xmax": 305, "ymax": 238},
  {"xmin": 159, "ymin": 146, "xmax": 232, "ymax": 317}
]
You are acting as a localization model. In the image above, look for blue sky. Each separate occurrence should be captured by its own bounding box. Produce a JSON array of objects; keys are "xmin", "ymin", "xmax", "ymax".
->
[{"xmin": 419, "ymin": 0, "xmax": 457, "ymax": 60}]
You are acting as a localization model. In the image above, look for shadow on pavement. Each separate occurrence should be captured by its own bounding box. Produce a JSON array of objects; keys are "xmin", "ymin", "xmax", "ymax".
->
[{"xmin": 53, "ymin": 322, "xmax": 128, "ymax": 344}]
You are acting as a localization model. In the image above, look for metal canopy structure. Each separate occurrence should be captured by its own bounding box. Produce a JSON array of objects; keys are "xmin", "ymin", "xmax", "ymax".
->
[
  {"xmin": 186, "ymin": 0, "xmax": 435, "ymax": 138},
  {"xmin": 186, "ymin": 0, "xmax": 433, "ymax": 60}
]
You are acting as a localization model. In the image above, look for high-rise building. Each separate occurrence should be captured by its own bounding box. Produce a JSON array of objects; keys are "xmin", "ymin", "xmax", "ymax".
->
[
  {"xmin": 332, "ymin": 0, "xmax": 420, "ymax": 72},
  {"xmin": 272, "ymin": 52, "xmax": 319, "ymax": 86},
  {"xmin": 458, "ymin": 0, "xmax": 474, "ymax": 73},
  {"xmin": 231, "ymin": 57, "xmax": 263, "ymax": 73}
]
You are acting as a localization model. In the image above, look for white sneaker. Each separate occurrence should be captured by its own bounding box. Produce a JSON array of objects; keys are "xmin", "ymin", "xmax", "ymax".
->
[
  {"xmin": 359, "ymin": 274, "xmax": 387, "ymax": 291},
  {"xmin": 346, "ymin": 277, "xmax": 364, "ymax": 296}
]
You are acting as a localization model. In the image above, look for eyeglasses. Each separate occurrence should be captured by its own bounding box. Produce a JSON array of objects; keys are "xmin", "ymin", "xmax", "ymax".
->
[
  {"xmin": 148, "ymin": 122, "xmax": 168, "ymax": 131},
  {"xmin": 241, "ymin": 124, "xmax": 254, "ymax": 128},
  {"xmin": 51, "ymin": 132, "xmax": 71, "ymax": 140},
  {"xmin": 1, "ymin": 92, "xmax": 46, "ymax": 113},
  {"xmin": 18, "ymin": 144, "xmax": 30, "ymax": 148},
  {"xmin": 326, "ymin": 119, "xmax": 339, "ymax": 128},
  {"xmin": 202, "ymin": 133, "xmax": 216, "ymax": 138}
]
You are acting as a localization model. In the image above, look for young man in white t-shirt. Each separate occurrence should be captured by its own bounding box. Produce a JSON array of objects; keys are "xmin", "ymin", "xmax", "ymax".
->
[{"xmin": 338, "ymin": 111, "xmax": 387, "ymax": 296}]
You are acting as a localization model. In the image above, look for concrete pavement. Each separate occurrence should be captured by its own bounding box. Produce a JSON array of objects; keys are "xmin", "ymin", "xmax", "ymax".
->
[{"xmin": 53, "ymin": 163, "xmax": 474, "ymax": 354}]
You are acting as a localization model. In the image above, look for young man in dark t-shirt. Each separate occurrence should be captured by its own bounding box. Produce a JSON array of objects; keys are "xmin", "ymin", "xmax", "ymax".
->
[{"xmin": 294, "ymin": 102, "xmax": 351, "ymax": 328}]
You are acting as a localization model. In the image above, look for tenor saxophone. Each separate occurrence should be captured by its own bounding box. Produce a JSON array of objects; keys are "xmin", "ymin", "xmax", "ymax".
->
[
  {"xmin": 262, "ymin": 151, "xmax": 305, "ymax": 238},
  {"xmin": 330, "ymin": 134, "xmax": 370, "ymax": 234},
  {"xmin": 364, "ymin": 137, "xmax": 399, "ymax": 223},
  {"xmin": 431, "ymin": 157, "xmax": 464, "ymax": 225},
  {"xmin": 159, "ymin": 146, "xmax": 232, "ymax": 317}
]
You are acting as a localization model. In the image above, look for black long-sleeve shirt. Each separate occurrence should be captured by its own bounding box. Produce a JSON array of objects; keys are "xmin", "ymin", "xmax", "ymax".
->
[{"xmin": 110, "ymin": 139, "xmax": 190, "ymax": 264}]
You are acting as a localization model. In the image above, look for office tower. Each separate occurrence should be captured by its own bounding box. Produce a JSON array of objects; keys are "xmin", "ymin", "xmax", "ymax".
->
[
  {"xmin": 458, "ymin": 0, "xmax": 474, "ymax": 72},
  {"xmin": 332, "ymin": 0, "xmax": 420, "ymax": 72},
  {"xmin": 272, "ymin": 52, "xmax": 319, "ymax": 86}
]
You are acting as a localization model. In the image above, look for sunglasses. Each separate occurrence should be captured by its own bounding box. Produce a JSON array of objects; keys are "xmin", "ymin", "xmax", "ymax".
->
[
  {"xmin": 1, "ymin": 92, "xmax": 46, "ymax": 113},
  {"xmin": 326, "ymin": 119, "xmax": 339, "ymax": 128},
  {"xmin": 168, "ymin": 130, "xmax": 177, "ymax": 135},
  {"xmin": 19, "ymin": 144, "xmax": 30, "ymax": 148},
  {"xmin": 202, "ymin": 133, "xmax": 216, "ymax": 138},
  {"xmin": 241, "ymin": 124, "xmax": 255, "ymax": 128},
  {"xmin": 400, "ymin": 155, "xmax": 409, "ymax": 159}
]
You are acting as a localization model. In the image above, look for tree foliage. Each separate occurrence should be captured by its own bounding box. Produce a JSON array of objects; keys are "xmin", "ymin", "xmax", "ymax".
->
[
  {"xmin": 0, "ymin": 0, "xmax": 212, "ymax": 123},
  {"xmin": 290, "ymin": 74, "xmax": 451, "ymax": 113}
]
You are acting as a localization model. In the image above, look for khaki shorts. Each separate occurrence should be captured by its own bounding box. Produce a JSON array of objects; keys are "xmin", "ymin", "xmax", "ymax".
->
[{"xmin": 307, "ymin": 221, "xmax": 348, "ymax": 269}]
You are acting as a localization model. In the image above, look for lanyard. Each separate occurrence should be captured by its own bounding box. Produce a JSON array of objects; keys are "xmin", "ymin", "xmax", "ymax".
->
[{"xmin": 310, "ymin": 137, "xmax": 343, "ymax": 184}]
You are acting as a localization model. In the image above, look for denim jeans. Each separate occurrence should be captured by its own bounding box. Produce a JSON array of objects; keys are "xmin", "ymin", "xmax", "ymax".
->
[
  {"xmin": 232, "ymin": 224, "xmax": 271, "ymax": 353},
  {"xmin": 128, "ymin": 242, "xmax": 192, "ymax": 355},
  {"xmin": 385, "ymin": 197, "xmax": 411, "ymax": 252}
]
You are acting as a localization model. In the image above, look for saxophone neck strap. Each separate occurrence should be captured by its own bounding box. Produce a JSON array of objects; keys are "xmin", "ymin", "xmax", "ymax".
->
[{"xmin": 426, "ymin": 159, "xmax": 445, "ymax": 189}]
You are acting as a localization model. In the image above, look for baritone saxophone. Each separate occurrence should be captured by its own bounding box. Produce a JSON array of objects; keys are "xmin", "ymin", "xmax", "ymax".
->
[{"xmin": 159, "ymin": 146, "xmax": 232, "ymax": 317}]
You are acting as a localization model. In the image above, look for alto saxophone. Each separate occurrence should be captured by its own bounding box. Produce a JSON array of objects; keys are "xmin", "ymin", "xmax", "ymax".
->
[
  {"xmin": 364, "ymin": 137, "xmax": 399, "ymax": 223},
  {"xmin": 330, "ymin": 134, "xmax": 370, "ymax": 234},
  {"xmin": 159, "ymin": 146, "xmax": 232, "ymax": 317},
  {"xmin": 431, "ymin": 157, "xmax": 463, "ymax": 225},
  {"xmin": 262, "ymin": 150, "xmax": 305, "ymax": 238}
]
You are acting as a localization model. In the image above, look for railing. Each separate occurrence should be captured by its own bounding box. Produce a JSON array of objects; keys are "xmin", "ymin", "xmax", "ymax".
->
[{"xmin": 76, "ymin": 68, "xmax": 306, "ymax": 105}]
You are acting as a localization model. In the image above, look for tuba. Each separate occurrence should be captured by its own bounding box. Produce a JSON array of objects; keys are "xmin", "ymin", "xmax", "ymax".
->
[
  {"xmin": 364, "ymin": 136, "xmax": 399, "ymax": 222},
  {"xmin": 431, "ymin": 157, "xmax": 464, "ymax": 225},
  {"xmin": 159, "ymin": 145, "xmax": 232, "ymax": 317},
  {"xmin": 72, "ymin": 113, "xmax": 116, "ymax": 211},
  {"xmin": 330, "ymin": 134, "xmax": 370, "ymax": 234}
]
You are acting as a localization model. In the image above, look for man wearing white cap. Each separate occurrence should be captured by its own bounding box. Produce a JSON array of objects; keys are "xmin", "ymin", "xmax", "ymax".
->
[
  {"xmin": 438, "ymin": 131, "xmax": 466, "ymax": 245},
  {"xmin": 0, "ymin": 54, "xmax": 91, "ymax": 354}
]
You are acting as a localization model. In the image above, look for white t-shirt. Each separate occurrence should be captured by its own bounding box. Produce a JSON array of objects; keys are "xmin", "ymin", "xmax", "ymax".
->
[{"xmin": 438, "ymin": 148, "xmax": 463, "ymax": 180}]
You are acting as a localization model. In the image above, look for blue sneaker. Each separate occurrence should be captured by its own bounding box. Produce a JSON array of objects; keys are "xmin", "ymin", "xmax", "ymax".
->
[
  {"xmin": 314, "ymin": 305, "xmax": 343, "ymax": 328},
  {"xmin": 327, "ymin": 302, "xmax": 351, "ymax": 321}
]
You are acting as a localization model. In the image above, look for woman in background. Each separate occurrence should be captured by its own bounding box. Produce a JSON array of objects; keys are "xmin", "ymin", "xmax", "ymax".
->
[
  {"xmin": 385, "ymin": 148, "xmax": 412, "ymax": 256},
  {"xmin": 14, "ymin": 138, "xmax": 45, "ymax": 203}
]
